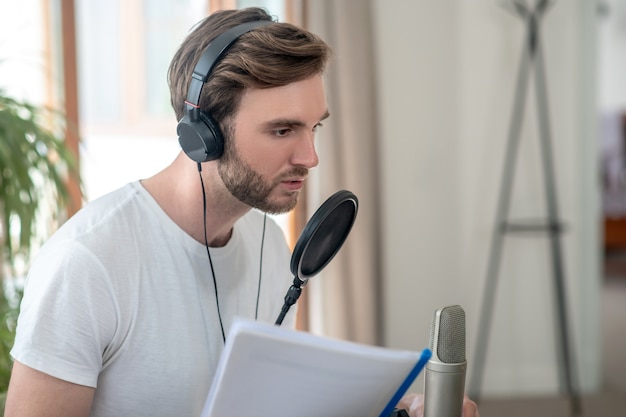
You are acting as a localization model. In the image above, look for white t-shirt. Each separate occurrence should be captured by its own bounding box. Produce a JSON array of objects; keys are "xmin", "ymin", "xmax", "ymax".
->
[{"xmin": 11, "ymin": 181, "xmax": 295, "ymax": 417}]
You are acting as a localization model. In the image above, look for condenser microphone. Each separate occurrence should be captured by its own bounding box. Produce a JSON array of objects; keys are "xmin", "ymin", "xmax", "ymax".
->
[{"xmin": 423, "ymin": 305, "xmax": 466, "ymax": 417}]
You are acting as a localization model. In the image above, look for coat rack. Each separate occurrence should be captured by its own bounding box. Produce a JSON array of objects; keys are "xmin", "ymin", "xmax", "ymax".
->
[{"xmin": 468, "ymin": 1, "xmax": 581, "ymax": 415}]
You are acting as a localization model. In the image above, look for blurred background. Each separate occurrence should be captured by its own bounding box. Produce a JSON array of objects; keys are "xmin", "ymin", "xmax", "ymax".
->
[{"xmin": 0, "ymin": 0, "xmax": 624, "ymax": 416}]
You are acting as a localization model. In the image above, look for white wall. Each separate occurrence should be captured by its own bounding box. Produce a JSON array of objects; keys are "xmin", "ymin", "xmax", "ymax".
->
[
  {"xmin": 598, "ymin": 0, "xmax": 626, "ymax": 112},
  {"xmin": 371, "ymin": 0, "xmax": 601, "ymax": 396}
]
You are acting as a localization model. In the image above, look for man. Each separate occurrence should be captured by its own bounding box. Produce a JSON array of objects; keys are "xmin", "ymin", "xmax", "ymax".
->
[{"xmin": 5, "ymin": 7, "xmax": 478, "ymax": 417}]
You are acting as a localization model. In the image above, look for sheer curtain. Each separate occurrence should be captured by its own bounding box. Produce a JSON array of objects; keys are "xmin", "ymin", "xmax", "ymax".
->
[{"xmin": 304, "ymin": 1, "xmax": 382, "ymax": 345}]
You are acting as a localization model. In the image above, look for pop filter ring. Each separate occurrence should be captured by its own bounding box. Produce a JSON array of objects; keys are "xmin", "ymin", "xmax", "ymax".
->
[
  {"xmin": 290, "ymin": 189, "xmax": 359, "ymax": 283},
  {"xmin": 275, "ymin": 190, "xmax": 358, "ymax": 326}
]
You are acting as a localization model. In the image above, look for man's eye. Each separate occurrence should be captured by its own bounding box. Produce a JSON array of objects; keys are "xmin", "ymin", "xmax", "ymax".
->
[{"xmin": 274, "ymin": 128, "xmax": 291, "ymax": 137}]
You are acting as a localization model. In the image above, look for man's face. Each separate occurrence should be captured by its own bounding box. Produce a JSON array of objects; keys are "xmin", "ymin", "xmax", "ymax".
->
[{"xmin": 218, "ymin": 74, "xmax": 328, "ymax": 214}]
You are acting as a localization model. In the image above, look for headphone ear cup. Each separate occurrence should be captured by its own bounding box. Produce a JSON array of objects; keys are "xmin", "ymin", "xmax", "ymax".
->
[{"xmin": 177, "ymin": 112, "xmax": 225, "ymax": 163}]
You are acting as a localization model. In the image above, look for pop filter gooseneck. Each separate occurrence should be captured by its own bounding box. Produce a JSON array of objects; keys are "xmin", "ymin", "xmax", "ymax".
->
[{"xmin": 275, "ymin": 190, "xmax": 359, "ymax": 325}]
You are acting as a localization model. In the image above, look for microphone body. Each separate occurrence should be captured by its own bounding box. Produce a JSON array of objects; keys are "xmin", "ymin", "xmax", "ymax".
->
[{"xmin": 424, "ymin": 305, "xmax": 466, "ymax": 417}]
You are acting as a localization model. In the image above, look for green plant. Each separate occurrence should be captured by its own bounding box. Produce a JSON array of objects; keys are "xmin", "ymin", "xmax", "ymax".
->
[{"xmin": 0, "ymin": 88, "xmax": 78, "ymax": 392}]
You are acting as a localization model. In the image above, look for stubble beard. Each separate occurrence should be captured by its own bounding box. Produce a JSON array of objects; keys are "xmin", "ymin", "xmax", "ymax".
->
[{"xmin": 218, "ymin": 141, "xmax": 307, "ymax": 214}]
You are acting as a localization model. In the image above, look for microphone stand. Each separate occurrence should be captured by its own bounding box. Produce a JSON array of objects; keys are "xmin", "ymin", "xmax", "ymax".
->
[{"xmin": 275, "ymin": 277, "xmax": 304, "ymax": 326}]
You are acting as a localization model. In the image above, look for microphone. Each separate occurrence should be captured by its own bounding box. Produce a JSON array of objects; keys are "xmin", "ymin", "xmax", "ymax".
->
[{"xmin": 423, "ymin": 305, "xmax": 466, "ymax": 417}]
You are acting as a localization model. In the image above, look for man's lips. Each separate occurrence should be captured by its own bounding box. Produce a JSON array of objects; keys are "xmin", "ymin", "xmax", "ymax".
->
[{"xmin": 281, "ymin": 178, "xmax": 306, "ymax": 191}]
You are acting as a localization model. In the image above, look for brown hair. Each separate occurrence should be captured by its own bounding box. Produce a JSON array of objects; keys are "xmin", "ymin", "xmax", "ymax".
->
[{"xmin": 167, "ymin": 7, "xmax": 331, "ymax": 130}]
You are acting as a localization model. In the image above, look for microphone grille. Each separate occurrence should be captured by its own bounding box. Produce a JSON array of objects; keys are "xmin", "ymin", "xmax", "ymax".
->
[{"xmin": 429, "ymin": 305, "xmax": 466, "ymax": 363}]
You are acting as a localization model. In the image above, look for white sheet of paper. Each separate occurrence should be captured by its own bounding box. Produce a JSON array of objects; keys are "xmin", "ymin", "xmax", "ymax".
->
[{"xmin": 201, "ymin": 318, "xmax": 423, "ymax": 417}]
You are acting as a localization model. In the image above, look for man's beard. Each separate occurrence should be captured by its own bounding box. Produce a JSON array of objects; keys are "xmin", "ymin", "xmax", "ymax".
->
[{"xmin": 218, "ymin": 142, "xmax": 307, "ymax": 214}]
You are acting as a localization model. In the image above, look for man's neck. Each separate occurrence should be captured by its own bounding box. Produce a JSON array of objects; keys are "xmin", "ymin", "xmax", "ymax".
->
[{"xmin": 141, "ymin": 152, "xmax": 250, "ymax": 247}]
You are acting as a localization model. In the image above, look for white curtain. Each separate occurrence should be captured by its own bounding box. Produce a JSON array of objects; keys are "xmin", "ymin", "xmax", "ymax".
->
[{"xmin": 304, "ymin": 0, "xmax": 382, "ymax": 345}]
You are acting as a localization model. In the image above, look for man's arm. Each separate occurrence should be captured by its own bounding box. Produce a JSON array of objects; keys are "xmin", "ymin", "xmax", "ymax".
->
[{"xmin": 4, "ymin": 361, "xmax": 95, "ymax": 417}]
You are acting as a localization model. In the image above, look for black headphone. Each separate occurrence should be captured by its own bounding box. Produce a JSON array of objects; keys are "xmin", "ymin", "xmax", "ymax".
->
[{"xmin": 177, "ymin": 20, "xmax": 273, "ymax": 163}]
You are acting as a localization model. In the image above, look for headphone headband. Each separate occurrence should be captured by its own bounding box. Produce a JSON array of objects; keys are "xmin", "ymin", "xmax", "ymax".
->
[{"xmin": 185, "ymin": 20, "xmax": 273, "ymax": 109}]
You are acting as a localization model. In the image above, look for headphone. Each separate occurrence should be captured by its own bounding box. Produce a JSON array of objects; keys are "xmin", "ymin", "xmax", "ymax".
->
[{"xmin": 177, "ymin": 20, "xmax": 273, "ymax": 163}]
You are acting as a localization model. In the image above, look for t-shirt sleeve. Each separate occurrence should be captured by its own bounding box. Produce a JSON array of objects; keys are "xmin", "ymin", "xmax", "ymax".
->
[{"xmin": 11, "ymin": 239, "xmax": 117, "ymax": 388}]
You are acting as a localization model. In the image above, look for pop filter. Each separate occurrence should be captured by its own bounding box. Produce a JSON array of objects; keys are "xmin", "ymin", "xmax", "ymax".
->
[{"xmin": 275, "ymin": 190, "xmax": 359, "ymax": 325}]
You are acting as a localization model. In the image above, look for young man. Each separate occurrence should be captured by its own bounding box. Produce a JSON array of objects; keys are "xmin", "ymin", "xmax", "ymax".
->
[{"xmin": 5, "ymin": 7, "xmax": 479, "ymax": 417}]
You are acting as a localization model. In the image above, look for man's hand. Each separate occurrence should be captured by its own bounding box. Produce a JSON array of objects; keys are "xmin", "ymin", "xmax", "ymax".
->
[{"xmin": 396, "ymin": 393, "xmax": 480, "ymax": 417}]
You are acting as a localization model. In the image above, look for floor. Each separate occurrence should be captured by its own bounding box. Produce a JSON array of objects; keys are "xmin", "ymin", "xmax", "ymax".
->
[{"xmin": 476, "ymin": 251, "xmax": 626, "ymax": 417}]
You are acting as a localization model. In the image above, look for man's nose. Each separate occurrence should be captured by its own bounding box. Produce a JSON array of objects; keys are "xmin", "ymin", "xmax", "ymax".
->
[{"xmin": 292, "ymin": 133, "xmax": 319, "ymax": 168}]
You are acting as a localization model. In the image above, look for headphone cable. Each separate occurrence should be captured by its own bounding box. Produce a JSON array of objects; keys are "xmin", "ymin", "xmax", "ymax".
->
[
  {"xmin": 198, "ymin": 163, "xmax": 226, "ymax": 343},
  {"xmin": 196, "ymin": 163, "xmax": 266, "ymax": 342},
  {"xmin": 255, "ymin": 213, "xmax": 267, "ymax": 319}
]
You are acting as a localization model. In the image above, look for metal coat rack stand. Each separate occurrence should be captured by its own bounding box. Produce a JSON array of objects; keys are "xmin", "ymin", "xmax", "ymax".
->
[{"xmin": 468, "ymin": 1, "xmax": 581, "ymax": 415}]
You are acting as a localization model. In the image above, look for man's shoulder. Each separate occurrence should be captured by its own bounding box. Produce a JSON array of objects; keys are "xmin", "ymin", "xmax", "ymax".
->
[{"xmin": 50, "ymin": 182, "xmax": 146, "ymax": 242}]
